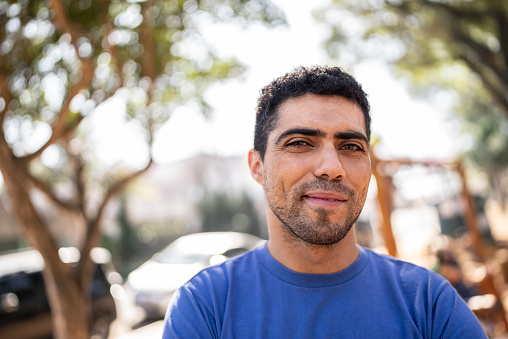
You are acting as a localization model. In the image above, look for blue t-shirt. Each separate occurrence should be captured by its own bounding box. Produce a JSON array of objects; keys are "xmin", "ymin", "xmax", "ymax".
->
[{"xmin": 163, "ymin": 244, "xmax": 487, "ymax": 338}]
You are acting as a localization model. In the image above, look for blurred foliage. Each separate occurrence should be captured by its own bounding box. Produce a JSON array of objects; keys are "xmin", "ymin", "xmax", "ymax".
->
[
  {"xmin": 199, "ymin": 190, "xmax": 264, "ymax": 237},
  {"xmin": 0, "ymin": 0, "xmax": 284, "ymax": 189},
  {"xmin": 319, "ymin": 0, "xmax": 508, "ymax": 204},
  {"xmin": 459, "ymin": 80, "xmax": 508, "ymax": 204}
]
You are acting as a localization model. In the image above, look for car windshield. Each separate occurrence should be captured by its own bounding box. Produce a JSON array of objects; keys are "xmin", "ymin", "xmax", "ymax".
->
[
  {"xmin": 150, "ymin": 233, "xmax": 257, "ymax": 264},
  {"xmin": 153, "ymin": 251, "xmax": 211, "ymax": 264}
]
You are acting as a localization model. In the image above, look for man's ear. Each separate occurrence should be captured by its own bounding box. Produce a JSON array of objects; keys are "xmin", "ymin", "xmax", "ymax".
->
[{"xmin": 248, "ymin": 149, "xmax": 264, "ymax": 186}]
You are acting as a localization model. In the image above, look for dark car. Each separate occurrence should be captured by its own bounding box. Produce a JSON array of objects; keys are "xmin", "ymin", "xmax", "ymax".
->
[{"xmin": 0, "ymin": 247, "xmax": 119, "ymax": 339}]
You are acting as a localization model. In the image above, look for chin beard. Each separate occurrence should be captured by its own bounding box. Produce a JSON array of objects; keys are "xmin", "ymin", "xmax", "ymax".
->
[
  {"xmin": 265, "ymin": 180, "xmax": 366, "ymax": 246},
  {"xmin": 273, "ymin": 205, "xmax": 359, "ymax": 246}
]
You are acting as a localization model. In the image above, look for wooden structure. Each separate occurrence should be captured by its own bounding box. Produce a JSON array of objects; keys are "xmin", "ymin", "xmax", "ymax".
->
[{"xmin": 371, "ymin": 151, "xmax": 508, "ymax": 333}]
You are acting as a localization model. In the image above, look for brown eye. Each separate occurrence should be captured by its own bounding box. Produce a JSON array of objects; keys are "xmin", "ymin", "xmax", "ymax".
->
[
  {"xmin": 341, "ymin": 144, "xmax": 361, "ymax": 151},
  {"xmin": 287, "ymin": 140, "xmax": 311, "ymax": 147}
]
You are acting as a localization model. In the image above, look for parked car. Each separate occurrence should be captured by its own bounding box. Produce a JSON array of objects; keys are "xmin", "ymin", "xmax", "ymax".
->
[
  {"xmin": 126, "ymin": 231, "xmax": 265, "ymax": 319},
  {"xmin": 0, "ymin": 247, "xmax": 120, "ymax": 339}
]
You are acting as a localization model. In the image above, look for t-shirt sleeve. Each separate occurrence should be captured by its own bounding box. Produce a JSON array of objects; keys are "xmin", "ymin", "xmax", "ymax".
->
[
  {"xmin": 431, "ymin": 281, "xmax": 488, "ymax": 339},
  {"xmin": 162, "ymin": 285, "xmax": 217, "ymax": 339}
]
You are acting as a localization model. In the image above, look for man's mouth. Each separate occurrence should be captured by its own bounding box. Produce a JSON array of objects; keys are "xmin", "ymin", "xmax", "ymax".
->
[{"xmin": 302, "ymin": 191, "xmax": 347, "ymax": 206}]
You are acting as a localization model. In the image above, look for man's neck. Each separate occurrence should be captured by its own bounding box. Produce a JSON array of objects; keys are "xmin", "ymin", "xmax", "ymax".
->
[{"xmin": 266, "ymin": 225, "xmax": 360, "ymax": 274}]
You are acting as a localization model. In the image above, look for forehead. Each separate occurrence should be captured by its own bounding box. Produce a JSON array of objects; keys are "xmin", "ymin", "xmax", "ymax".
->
[{"xmin": 271, "ymin": 94, "xmax": 366, "ymax": 138}]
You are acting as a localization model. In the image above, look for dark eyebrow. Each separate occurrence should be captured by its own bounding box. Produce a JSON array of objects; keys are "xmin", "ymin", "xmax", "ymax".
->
[
  {"xmin": 334, "ymin": 130, "xmax": 369, "ymax": 146},
  {"xmin": 275, "ymin": 127, "xmax": 369, "ymax": 150},
  {"xmin": 275, "ymin": 128, "xmax": 326, "ymax": 146}
]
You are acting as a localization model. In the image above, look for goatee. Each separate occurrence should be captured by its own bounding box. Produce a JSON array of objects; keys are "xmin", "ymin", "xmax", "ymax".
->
[{"xmin": 266, "ymin": 179, "xmax": 366, "ymax": 246}]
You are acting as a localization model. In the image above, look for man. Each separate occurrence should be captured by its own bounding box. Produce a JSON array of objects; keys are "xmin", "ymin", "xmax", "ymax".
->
[{"xmin": 162, "ymin": 66, "xmax": 487, "ymax": 338}]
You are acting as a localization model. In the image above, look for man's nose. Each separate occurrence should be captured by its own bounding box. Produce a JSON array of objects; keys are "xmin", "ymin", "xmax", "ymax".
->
[{"xmin": 313, "ymin": 144, "xmax": 346, "ymax": 181}]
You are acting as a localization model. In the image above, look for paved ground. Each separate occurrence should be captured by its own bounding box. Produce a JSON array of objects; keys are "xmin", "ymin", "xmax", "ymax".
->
[
  {"xmin": 107, "ymin": 287, "xmax": 163, "ymax": 339},
  {"xmin": 113, "ymin": 320, "xmax": 164, "ymax": 339}
]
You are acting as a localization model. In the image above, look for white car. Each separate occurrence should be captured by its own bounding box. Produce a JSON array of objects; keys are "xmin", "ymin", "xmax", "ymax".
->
[{"xmin": 126, "ymin": 232, "xmax": 265, "ymax": 318}]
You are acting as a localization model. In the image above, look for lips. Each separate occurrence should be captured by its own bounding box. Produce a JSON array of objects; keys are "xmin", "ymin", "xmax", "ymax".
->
[{"xmin": 303, "ymin": 191, "xmax": 347, "ymax": 207}]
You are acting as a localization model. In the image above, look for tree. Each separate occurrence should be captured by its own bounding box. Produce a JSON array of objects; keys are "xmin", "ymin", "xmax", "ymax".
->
[
  {"xmin": 321, "ymin": 0, "xmax": 508, "ymax": 113},
  {"xmin": 319, "ymin": 0, "xmax": 508, "ymax": 205},
  {"xmin": 458, "ymin": 81, "xmax": 508, "ymax": 206},
  {"xmin": 0, "ymin": 1, "xmax": 283, "ymax": 338},
  {"xmin": 199, "ymin": 190, "xmax": 264, "ymax": 237}
]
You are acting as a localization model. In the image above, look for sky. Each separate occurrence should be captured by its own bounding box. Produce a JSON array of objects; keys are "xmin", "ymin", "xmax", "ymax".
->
[{"xmin": 49, "ymin": 0, "xmax": 466, "ymax": 171}]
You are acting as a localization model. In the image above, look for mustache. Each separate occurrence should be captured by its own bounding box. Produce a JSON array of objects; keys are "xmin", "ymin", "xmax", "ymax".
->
[{"xmin": 297, "ymin": 179, "xmax": 355, "ymax": 198}]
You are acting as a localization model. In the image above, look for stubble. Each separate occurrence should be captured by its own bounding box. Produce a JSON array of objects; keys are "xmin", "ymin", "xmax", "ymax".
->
[{"xmin": 265, "ymin": 179, "xmax": 367, "ymax": 246}]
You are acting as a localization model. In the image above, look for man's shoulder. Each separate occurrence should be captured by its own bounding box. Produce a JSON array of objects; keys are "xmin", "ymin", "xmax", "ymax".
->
[
  {"xmin": 361, "ymin": 246, "xmax": 449, "ymax": 291},
  {"xmin": 362, "ymin": 246, "xmax": 433, "ymax": 271}
]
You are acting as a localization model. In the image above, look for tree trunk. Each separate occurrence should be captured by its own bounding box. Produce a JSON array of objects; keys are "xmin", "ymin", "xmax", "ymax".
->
[
  {"xmin": 0, "ymin": 140, "xmax": 91, "ymax": 338},
  {"xmin": 42, "ymin": 268, "xmax": 91, "ymax": 339}
]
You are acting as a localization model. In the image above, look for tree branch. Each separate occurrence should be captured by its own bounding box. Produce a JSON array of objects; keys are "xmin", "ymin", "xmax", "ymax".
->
[
  {"xmin": 493, "ymin": 11, "xmax": 508, "ymax": 82},
  {"xmin": 75, "ymin": 156, "xmax": 86, "ymax": 215},
  {"xmin": 22, "ymin": 67, "xmax": 93, "ymax": 163},
  {"xmin": 141, "ymin": 0, "xmax": 157, "ymax": 81},
  {"xmin": 0, "ymin": 70, "xmax": 11, "ymax": 138},
  {"xmin": 22, "ymin": 0, "xmax": 94, "ymax": 163},
  {"xmin": 56, "ymin": 138, "xmax": 88, "ymax": 218},
  {"xmin": 452, "ymin": 26, "xmax": 508, "ymax": 89},
  {"xmin": 420, "ymin": 0, "xmax": 508, "ymax": 85},
  {"xmin": 97, "ymin": 159, "xmax": 154, "ymax": 231},
  {"xmin": 46, "ymin": 0, "xmax": 81, "ymax": 45},
  {"xmin": 76, "ymin": 158, "xmax": 154, "ymax": 286},
  {"xmin": 98, "ymin": 0, "xmax": 126, "ymax": 88},
  {"xmin": 419, "ymin": 0, "xmax": 492, "ymax": 22},
  {"xmin": 29, "ymin": 174, "xmax": 80, "ymax": 212},
  {"xmin": 460, "ymin": 54, "xmax": 508, "ymax": 117},
  {"xmin": 406, "ymin": 0, "xmax": 508, "ymax": 114}
]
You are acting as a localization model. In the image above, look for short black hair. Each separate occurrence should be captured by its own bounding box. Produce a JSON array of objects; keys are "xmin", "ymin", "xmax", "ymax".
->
[{"xmin": 254, "ymin": 66, "xmax": 371, "ymax": 159}]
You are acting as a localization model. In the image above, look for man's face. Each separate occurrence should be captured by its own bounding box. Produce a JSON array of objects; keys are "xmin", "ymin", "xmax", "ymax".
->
[{"xmin": 250, "ymin": 94, "xmax": 372, "ymax": 246}]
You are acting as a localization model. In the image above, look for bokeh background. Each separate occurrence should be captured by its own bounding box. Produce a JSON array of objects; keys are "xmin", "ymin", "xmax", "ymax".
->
[{"xmin": 1, "ymin": 0, "xmax": 508, "ymax": 338}]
